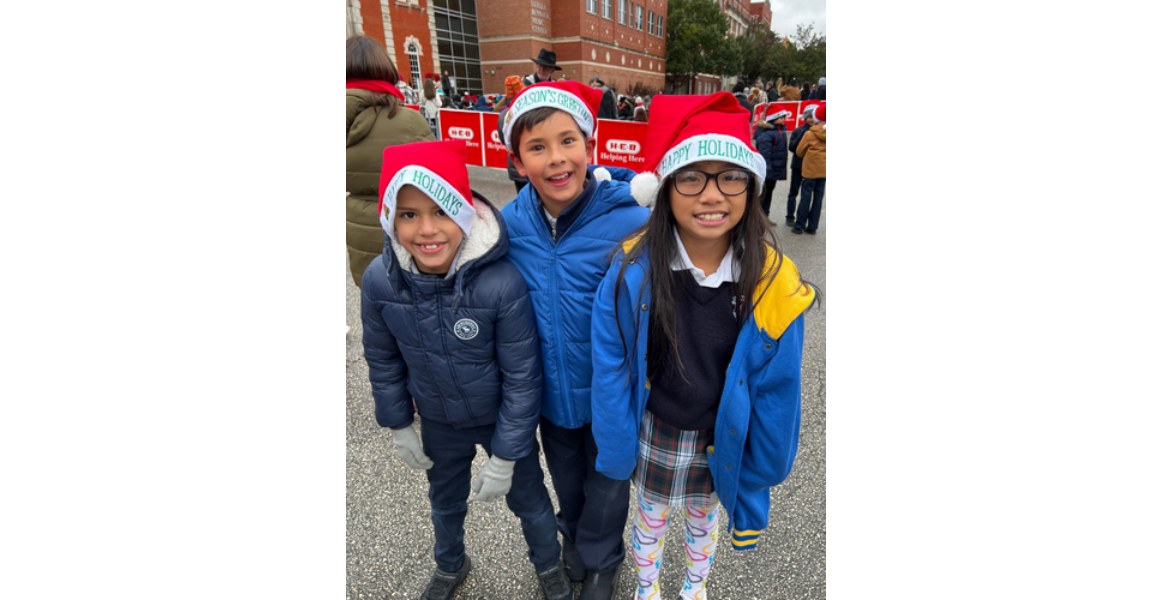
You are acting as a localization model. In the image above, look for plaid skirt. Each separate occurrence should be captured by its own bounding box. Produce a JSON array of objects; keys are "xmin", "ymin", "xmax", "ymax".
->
[{"xmin": 633, "ymin": 410, "xmax": 716, "ymax": 507}]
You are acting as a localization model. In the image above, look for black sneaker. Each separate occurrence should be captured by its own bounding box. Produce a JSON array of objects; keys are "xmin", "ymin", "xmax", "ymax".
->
[
  {"xmin": 804, "ymin": 228, "xmax": 817, "ymax": 234},
  {"xmin": 420, "ymin": 555, "xmax": 471, "ymax": 600},
  {"xmin": 785, "ymin": 217, "xmax": 795, "ymax": 225},
  {"xmin": 791, "ymin": 226, "xmax": 804, "ymax": 234},
  {"xmin": 579, "ymin": 567, "xmax": 620, "ymax": 600},
  {"xmin": 562, "ymin": 541, "xmax": 586, "ymax": 582},
  {"xmin": 536, "ymin": 560, "xmax": 575, "ymax": 600}
]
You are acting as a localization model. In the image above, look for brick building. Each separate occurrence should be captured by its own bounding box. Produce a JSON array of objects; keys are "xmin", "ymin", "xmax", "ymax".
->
[
  {"xmin": 347, "ymin": 0, "xmax": 440, "ymax": 92},
  {"xmin": 348, "ymin": 0, "xmax": 668, "ymax": 98},
  {"xmin": 478, "ymin": 0, "xmax": 668, "ymax": 96},
  {"xmin": 748, "ymin": 0, "xmax": 772, "ymax": 28}
]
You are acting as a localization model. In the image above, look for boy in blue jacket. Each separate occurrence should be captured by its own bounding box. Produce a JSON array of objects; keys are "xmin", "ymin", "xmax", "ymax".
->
[
  {"xmin": 753, "ymin": 103, "xmax": 790, "ymax": 220},
  {"xmin": 499, "ymin": 81, "xmax": 650, "ymax": 600},
  {"xmin": 361, "ymin": 140, "xmax": 573, "ymax": 600}
]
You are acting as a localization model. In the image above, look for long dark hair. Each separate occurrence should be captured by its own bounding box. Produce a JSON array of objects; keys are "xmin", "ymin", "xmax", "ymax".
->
[
  {"xmin": 610, "ymin": 173, "xmax": 814, "ymax": 381},
  {"xmin": 346, "ymin": 35, "xmax": 401, "ymax": 120}
]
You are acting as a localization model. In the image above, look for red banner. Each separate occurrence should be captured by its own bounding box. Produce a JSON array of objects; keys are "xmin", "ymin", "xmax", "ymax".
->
[
  {"xmin": 593, "ymin": 119, "xmax": 649, "ymax": 171},
  {"xmin": 437, "ymin": 109, "xmax": 484, "ymax": 167},
  {"xmin": 751, "ymin": 103, "xmax": 766, "ymax": 134},
  {"xmin": 799, "ymin": 100, "xmax": 825, "ymax": 126},
  {"xmin": 481, "ymin": 112, "xmax": 509, "ymax": 169}
]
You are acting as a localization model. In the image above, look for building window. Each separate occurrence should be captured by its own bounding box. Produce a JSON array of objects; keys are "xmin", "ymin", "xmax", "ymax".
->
[
  {"xmin": 602, "ymin": 0, "xmax": 611, "ymax": 19},
  {"xmin": 635, "ymin": 6, "xmax": 643, "ymax": 31},
  {"xmin": 657, "ymin": 15, "xmax": 663, "ymax": 37},
  {"xmin": 433, "ymin": 0, "xmax": 483, "ymax": 95},
  {"xmin": 647, "ymin": 10, "xmax": 654, "ymax": 34},
  {"xmin": 407, "ymin": 43, "xmax": 422, "ymax": 91},
  {"xmin": 628, "ymin": 1, "xmax": 635, "ymax": 28},
  {"xmin": 618, "ymin": 0, "xmax": 626, "ymax": 25},
  {"xmin": 587, "ymin": 0, "xmax": 597, "ymax": 14}
]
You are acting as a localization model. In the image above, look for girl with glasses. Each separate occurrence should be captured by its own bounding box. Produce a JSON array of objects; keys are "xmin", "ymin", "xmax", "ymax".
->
[{"xmin": 590, "ymin": 92, "xmax": 820, "ymax": 600}]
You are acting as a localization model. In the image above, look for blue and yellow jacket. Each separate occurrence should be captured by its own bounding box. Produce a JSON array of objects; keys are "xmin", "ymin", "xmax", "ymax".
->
[{"xmin": 590, "ymin": 237, "xmax": 814, "ymax": 549}]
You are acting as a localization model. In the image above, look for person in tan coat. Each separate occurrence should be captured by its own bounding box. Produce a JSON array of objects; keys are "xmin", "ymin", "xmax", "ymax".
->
[
  {"xmin": 778, "ymin": 78, "xmax": 802, "ymax": 101},
  {"xmin": 792, "ymin": 104, "xmax": 826, "ymax": 234},
  {"xmin": 346, "ymin": 36, "xmax": 435, "ymax": 287}
]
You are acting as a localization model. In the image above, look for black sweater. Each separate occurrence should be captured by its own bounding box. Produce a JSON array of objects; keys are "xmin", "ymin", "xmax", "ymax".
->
[{"xmin": 646, "ymin": 271, "xmax": 740, "ymax": 430}]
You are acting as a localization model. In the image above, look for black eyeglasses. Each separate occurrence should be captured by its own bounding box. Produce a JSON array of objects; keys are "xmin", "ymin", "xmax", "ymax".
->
[{"xmin": 671, "ymin": 168, "xmax": 752, "ymax": 196}]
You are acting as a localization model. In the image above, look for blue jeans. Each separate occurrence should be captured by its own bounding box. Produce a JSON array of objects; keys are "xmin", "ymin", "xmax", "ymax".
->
[
  {"xmin": 420, "ymin": 418, "xmax": 561, "ymax": 572},
  {"xmin": 796, "ymin": 177, "xmax": 826, "ymax": 231}
]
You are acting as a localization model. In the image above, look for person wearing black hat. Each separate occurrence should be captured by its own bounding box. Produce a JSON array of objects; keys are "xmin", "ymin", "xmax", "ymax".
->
[
  {"xmin": 590, "ymin": 76, "xmax": 618, "ymax": 120},
  {"xmin": 522, "ymin": 49, "xmax": 561, "ymax": 86}
]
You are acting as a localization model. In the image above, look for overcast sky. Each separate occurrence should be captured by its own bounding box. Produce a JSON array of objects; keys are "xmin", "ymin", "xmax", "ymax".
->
[{"xmin": 765, "ymin": 0, "xmax": 826, "ymax": 43}]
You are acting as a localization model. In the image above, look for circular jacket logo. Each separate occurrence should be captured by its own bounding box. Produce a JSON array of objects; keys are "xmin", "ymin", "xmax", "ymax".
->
[{"xmin": 453, "ymin": 318, "xmax": 479, "ymax": 340}]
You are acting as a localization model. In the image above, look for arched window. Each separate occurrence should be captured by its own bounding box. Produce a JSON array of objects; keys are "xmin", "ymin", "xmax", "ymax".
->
[{"xmin": 407, "ymin": 43, "xmax": 422, "ymax": 91}]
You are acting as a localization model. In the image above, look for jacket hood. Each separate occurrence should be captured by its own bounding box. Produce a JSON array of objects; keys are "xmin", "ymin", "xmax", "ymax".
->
[
  {"xmin": 381, "ymin": 190, "xmax": 507, "ymax": 309},
  {"xmin": 347, "ymin": 89, "xmax": 389, "ymax": 146},
  {"xmin": 808, "ymin": 123, "xmax": 826, "ymax": 141},
  {"xmin": 575, "ymin": 167, "xmax": 643, "ymax": 227}
]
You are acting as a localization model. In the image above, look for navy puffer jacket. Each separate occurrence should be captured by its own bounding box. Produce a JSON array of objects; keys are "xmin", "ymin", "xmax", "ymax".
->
[
  {"xmin": 754, "ymin": 123, "xmax": 788, "ymax": 181},
  {"xmin": 361, "ymin": 192, "xmax": 543, "ymax": 460}
]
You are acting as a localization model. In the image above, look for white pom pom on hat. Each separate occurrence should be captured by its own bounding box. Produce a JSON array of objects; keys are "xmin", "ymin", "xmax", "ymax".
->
[{"xmin": 630, "ymin": 172, "xmax": 659, "ymax": 207}]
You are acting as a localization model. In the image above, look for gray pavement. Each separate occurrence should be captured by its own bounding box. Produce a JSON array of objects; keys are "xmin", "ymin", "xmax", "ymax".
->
[{"xmin": 347, "ymin": 163, "xmax": 826, "ymax": 599}]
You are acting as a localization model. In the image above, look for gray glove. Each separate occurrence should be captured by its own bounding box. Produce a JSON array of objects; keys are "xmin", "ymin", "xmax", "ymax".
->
[
  {"xmin": 471, "ymin": 455, "xmax": 515, "ymax": 502},
  {"xmin": 390, "ymin": 426, "xmax": 433, "ymax": 470}
]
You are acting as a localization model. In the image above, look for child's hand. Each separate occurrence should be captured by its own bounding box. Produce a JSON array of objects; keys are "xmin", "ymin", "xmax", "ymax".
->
[
  {"xmin": 390, "ymin": 426, "xmax": 434, "ymax": 470},
  {"xmin": 471, "ymin": 456, "xmax": 515, "ymax": 502}
]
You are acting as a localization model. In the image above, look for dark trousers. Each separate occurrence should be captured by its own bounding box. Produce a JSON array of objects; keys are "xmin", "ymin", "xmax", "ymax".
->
[
  {"xmin": 786, "ymin": 167, "xmax": 803, "ymax": 220},
  {"xmin": 761, "ymin": 179, "xmax": 778, "ymax": 219},
  {"xmin": 420, "ymin": 418, "xmax": 561, "ymax": 573},
  {"xmin": 538, "ymin": 416, "xmax": 630, "ymax": 574},
  {"xmin": 796, "ymin": 177, "xmax": 826, "ymax": 231}
]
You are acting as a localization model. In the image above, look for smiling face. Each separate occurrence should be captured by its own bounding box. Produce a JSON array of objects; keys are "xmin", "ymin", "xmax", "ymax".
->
[
  {"xmin": 668, "ymin": 160, "xmax": 750, "ymax": 247},
  {"xmin": 510, "ymin": 110, "xmax": 595, "ymax": 218},
  {"xmin": 535, "ymin": 63, "xmax": 555, "ymax": 81},
  {"xmin": 394, "ymin": 185, "xmax": 465, "ymax": 275}
]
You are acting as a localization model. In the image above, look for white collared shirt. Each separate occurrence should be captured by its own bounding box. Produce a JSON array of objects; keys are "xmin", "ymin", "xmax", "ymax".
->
[{"xmin": 670, "ymin": 228, "xmax": 739, "ymax": 288}]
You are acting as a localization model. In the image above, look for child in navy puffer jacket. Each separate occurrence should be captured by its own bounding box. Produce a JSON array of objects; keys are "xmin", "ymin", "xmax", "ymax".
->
[
  {"xmin": 753, "ymin": 103, "xmax": 789, "ymax": 220},
  {"xmin": 361, "ymin": 140, "xmax": 574, "ymax": 600}
]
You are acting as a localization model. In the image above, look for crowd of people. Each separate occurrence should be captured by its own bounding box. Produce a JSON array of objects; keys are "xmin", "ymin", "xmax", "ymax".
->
[{"xmin": 346, "ymin": 34, "xmax": 825, "ymax": 600}]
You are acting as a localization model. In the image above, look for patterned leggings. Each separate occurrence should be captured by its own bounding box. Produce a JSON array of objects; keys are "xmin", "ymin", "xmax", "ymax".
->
[{"xmin": 631, "ymin": 493, "xmax": 720, "ymax": 600}]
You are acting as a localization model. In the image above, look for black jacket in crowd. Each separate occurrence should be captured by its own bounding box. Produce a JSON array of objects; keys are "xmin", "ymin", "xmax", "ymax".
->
[
  {"xmin": 597, "ymin": 86, "xmax": 618, "ymax": 120},
  {"xmin": 788, "ymin": 122, "xmax": 811, "ymax": 173}
]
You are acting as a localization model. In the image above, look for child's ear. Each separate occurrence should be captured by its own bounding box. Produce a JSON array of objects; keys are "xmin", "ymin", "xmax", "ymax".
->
[
  {"xmin": 585, "ymin": 136, "xmax": 596, "ymax": 158},
  {"xmin": 509, "ymin": 151, "xmax": 528, "ymax": 178}
]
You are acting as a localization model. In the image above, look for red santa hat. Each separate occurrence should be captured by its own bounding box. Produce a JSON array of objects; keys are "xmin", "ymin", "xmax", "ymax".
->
[
  {"xmin": 500, "ymin": 80, "xmax": 603, "ymax": 153},
  {"xmin": 378, "ymin": 140, "xmax": 475, "ymax": 237},
  {"xmin": 629, "ymin": 92, "xmax": 767, "ymax": 207},
  {"xmin": 765, "ymin": 103, "xmax": 791, "ymax": 122},
  {"xmin": 800, "ymin": 102, "xmax": 824, "ymax": 123}
]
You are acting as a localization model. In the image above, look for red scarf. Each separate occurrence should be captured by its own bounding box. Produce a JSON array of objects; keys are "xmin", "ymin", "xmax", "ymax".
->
[{"xmin": 346, "ymin": 79, "xmax": 405, "ymax": 102}]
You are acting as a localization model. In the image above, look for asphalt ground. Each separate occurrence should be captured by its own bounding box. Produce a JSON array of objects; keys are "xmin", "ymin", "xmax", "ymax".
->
[{"xmin": 346, "ymin": 159, "xmax": 826, "ymax": 600}]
